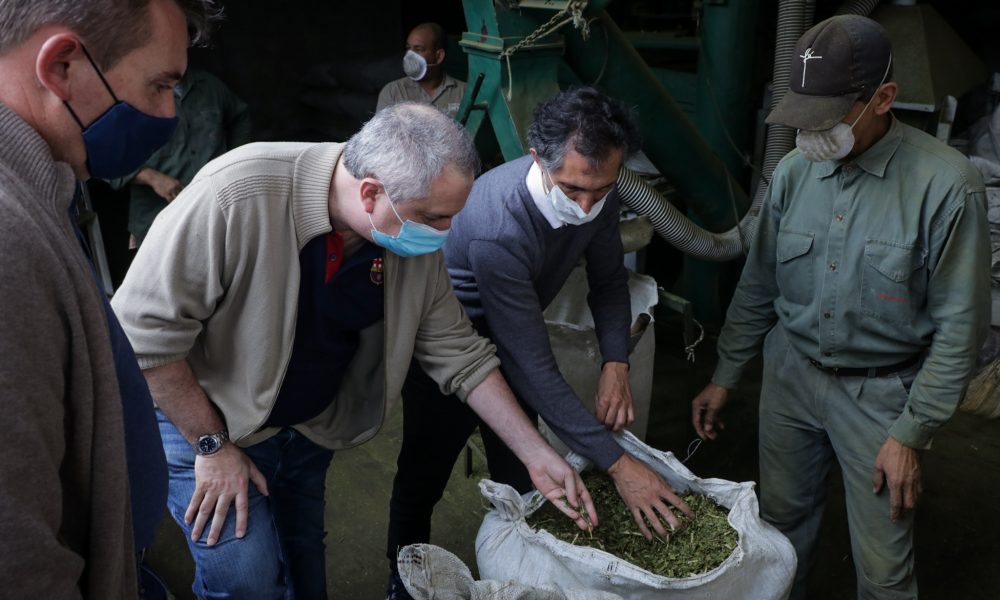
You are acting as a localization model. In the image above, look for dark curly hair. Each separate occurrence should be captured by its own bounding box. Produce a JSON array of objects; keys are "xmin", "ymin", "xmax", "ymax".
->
[{"xmin": 526, "ymin": 86, "xmax": 641, "ymax": 171}]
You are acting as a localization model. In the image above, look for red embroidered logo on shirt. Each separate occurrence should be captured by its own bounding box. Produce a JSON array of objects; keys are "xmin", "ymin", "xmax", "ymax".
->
[{"xmin": 877, "ymin": 291, "xmax": 907, "ymax": 303}]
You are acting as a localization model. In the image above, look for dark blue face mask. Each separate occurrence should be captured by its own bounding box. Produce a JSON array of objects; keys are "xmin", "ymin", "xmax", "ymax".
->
[{"xmin": 64, "ymin": 44, "xmax": 179, "ymax": 179}]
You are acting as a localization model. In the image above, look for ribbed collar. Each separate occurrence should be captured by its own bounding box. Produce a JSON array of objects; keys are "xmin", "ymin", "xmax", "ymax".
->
[
  {"xmin": 0, "ymin": 101, "xmax": 78, "ymax": 215},
  {"xmin": 290, "ymin": 142, "xmax": 344, "ymax": 251},
  {"xmin": 817, "ymin": 115, "xmax": 904, "ymax": 180}
]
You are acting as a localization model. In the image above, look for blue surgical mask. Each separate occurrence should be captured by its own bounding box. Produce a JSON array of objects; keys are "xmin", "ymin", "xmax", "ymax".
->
[
  {"xmin": 542, "ymin": 167, "xmax": 609, "ymax": 226},
  {"xmin": 64, "ymin": 44, "xmax": 178, "ymax": 179},
  {"xmin": 368, "ymin": 191, "xmax": 449, "ymax": 257}
]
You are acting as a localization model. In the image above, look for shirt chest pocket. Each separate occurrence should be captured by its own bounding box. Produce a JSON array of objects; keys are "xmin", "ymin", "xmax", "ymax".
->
[
  {"xmin": 775, "ymin": 230, "xmax": 815, "ymax": 306},
  {"xmin": 860, "ymin": 240, "xmax": 928, "ymax": 325}
]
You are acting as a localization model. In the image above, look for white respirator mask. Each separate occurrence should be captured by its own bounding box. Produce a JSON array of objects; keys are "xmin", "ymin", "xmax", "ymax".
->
[
  {"xmin": 542, "ymin": 167, "xmax": 609, "ymax": 226},
  {"xmin": 795, "ymin": 56, "xmax": 892, "ymax": 163},
  {"xmin": 403, "ymin": 50, "xmax": 430, "ymax": 81}
]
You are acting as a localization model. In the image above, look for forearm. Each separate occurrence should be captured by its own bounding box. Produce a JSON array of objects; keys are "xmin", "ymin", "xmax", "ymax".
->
[
  {"xmin": 144, "ymin": 359, "xmax": 225, "ymax": 444},
  {"xmin": 494, "ymin": 344, "xmax": 625, "ymax": 469},
  {"xmin": 468, "ymin": 242, "xmax": 622, "ymax": 466},
  {"xmin": 890, "ymin": 193, "xmax": 991, "ymax": 448},
  {"xmin": 465, "ymin": 369, "xmax": 556, "ymax": 466},
  {"xmin": 712, "ymin": 195, "xmax": 783, "ymax": 387},
  {"xmin": 131, "ymin": 167, "xmax": 162, "ymax": 188},
  {"xmin": 711, "ymin": 288, "xmax": 778, "ymax": 388}
]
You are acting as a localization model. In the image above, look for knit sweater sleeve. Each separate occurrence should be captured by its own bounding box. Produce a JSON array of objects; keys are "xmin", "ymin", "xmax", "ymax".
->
[
  {"xmin": 111, "ymin": 175, "xmax": 228, "ymax": 368},
  {"xmin": 0, "ymin": 215, "xmax": 86, "ymax": 599},
  {"xmin": 412, "ymin": 253, "xmax": 502, "ymax": 401},
  {"xmin": 584, "ymin": 192, "xmax": 631, "ymax": 365},
  {"xmin": 468, "ymin": 239, "xmax": 625, "ymax": 470}
]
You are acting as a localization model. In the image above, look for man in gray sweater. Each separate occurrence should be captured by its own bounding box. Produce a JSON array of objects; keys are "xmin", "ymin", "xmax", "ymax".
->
[{"xmin": 386, "ymin": 87, "xmax": 692, "ymax": 599}]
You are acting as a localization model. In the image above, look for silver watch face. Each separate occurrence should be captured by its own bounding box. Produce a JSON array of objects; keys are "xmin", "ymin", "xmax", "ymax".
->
[{"xmin": 197, "ymin": 434, "xmax": 222, "ymax": 455}]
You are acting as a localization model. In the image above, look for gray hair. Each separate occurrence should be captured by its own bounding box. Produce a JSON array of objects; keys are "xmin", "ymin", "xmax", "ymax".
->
[
  {"xmin": 343, "ymin": 103, "xmax": 480, "ymax": 204},
  {"xmin": 0, "ymin": 0, "xmax": 221, "ymax": 68}
]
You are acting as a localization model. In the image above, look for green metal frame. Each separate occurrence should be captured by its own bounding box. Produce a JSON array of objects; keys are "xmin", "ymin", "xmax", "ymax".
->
[
  {"xmin": 456, "ymin": 0, "xmax": 566, "ymax": 160},
  {"xmin": 456, "ymin": 0, "xmax": 760, "ymax": 321}
]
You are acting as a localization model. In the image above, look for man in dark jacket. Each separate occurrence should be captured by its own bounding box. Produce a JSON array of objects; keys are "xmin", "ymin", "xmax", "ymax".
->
[{"xmin": 0, "ymin": 0, "xmax": 214, "ymax": 596}]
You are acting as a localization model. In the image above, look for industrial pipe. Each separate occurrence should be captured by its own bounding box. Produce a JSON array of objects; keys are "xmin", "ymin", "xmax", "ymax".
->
[
  {"xmin": 750, "ymin": 0, "xmax": 807, "ymax": 226},
  {"xmin": 605, "ymin": 0, "xmax": 811, "ymax": 262},
  {"xmin": 617, "ymin": 167, "xmax": 753, "ymax": 260},
  {"xmin": 836, "ymin": 0, "xmax": 883, "ymax": 16},
  {"xmin": 564, "ymin": 12, "xmax": 748, "ymax": 232}
]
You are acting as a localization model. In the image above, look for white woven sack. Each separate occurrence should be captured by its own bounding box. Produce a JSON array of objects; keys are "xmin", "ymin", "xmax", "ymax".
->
[
  {"xmin": 398, "ymin": 543, "xmax": 623, "ymax": 600},
  {"xmin": 475, "ymin": 431, "xmax": 796, "ymax": 600}
]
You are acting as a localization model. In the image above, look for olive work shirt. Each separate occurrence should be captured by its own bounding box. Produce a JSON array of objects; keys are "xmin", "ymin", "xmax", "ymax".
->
[
  {"xmin": 376, "ymin": 73, "xmax": 466, "ymax": 118},
  {"xmin": 712, "ymin": 116, "xmax": 991, "ymax": 450}
]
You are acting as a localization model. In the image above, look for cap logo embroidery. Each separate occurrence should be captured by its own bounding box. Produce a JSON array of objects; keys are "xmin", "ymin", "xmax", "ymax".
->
[{"xmin": 800, "ymin": 47, "xmax": 823, "ymax": 87}]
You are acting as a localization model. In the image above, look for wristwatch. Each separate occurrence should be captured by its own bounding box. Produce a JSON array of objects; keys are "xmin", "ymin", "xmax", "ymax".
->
[{"xmin": 194, "ymin": 430, "xmax": 229, "ymax": 456}]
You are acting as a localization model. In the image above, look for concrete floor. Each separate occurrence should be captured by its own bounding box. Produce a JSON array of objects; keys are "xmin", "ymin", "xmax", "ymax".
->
[{"xmin": 146, "ymin": 316, "xmax": 1000, "ymax": 599}]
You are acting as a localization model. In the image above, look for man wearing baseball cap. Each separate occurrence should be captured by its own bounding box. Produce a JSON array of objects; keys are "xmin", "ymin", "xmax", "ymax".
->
[{"xmin": 691, "ymin": 14, "xmax": 989, "ymax": 599}]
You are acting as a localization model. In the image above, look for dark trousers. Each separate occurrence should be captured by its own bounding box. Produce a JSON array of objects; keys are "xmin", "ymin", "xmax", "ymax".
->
[{"xmin": 386, "ymin": 360, "xmax": 535, "ymax": 571}]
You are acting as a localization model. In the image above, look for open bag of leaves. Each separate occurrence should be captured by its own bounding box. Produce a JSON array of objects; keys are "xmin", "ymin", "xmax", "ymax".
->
[{"xmin": 475, "ymin": 431, "xmax": 797, "ymax": 600}]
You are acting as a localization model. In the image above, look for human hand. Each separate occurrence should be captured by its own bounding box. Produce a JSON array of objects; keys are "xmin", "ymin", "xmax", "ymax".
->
[
  {"xmin": 595, "ymin": 361, "xmax": 634, "ymax": 432},
  {"xmin": 692, "ymin": 383, "xmax": 729, "ymax": 440},
  {"xmin": 526, "ymin": 451, "xmax": 599, "ymax": 532},
  {"xmin": 607, "ymin": 453, "xmax": 693, "ymax": 539},
  {"xmin": 186, "ymin": 443, "xmax": 269, "ymax": 545},
  {"xmin": 148, "ymin": 170, "xmax": 184, "ymax": 202},
  {"xmin": 872, "ymin": 436, "xmax": 921, "ymax": 522}
]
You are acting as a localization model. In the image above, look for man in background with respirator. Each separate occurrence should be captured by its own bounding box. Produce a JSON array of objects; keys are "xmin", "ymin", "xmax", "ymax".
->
[
  {"xmin": 691, "ymin": 15, "xmax": 989, "ymax": 600},
  {"xmin": 376, "ymin": 22, "xmax": 466, "ymax": 118}
]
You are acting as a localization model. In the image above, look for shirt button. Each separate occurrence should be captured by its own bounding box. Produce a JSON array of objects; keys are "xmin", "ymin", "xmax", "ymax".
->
[
  {"xmin": 844, "ymin": 165, "xmax": 855, "ymax": 174},
  {"xmin": 829, "ymin": 262, "xmax": 837, "ymax": 271},
  {"xmin": 836, "ymin": 214, "xmax": 845, "ymax": 222},
  {"xmin": 329, "ymin": 254, "xmax": 337, "ymax": 262},
  {"xmin": 823, "ymin": 311, "xmax": 832, "ymax": 319}
]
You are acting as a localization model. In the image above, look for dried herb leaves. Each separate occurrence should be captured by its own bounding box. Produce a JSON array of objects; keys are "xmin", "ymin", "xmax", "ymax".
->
[{"xmin": 527, "ymin": 472, "xmax": 738, "ymax": 578}]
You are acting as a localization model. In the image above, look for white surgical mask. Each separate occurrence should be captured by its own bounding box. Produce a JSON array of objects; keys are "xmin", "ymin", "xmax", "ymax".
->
[
  {"xmin": 795, "ymin": 56, "xmax": 892, "ymax": 163},
  {"xmin": 403, "ymin": 50, "xmax": 428, "ymax": 81},
  {"xmin": 542, "ymin": 167, "xmax": 609, "ymax": 226}
]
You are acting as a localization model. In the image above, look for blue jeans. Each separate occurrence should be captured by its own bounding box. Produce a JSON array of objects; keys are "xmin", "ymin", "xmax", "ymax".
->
[{"xmin": 158, "ymin": 411, "xmax": 334, "ymax": 599}]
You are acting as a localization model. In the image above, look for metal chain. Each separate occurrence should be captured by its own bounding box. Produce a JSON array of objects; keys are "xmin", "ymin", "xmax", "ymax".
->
[
  {"xmin": 501, "ymin": 0, "xmax": 590, "ymax": 59},
  {"xmin": 501, "ymin": 0, "xmax": 590, "ymax": 100}
]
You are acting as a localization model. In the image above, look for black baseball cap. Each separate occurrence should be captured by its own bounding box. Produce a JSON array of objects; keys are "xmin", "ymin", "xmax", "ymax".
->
[{"xmin": 767, "ymin": 15, "xmax": 893, "ymax": 131}]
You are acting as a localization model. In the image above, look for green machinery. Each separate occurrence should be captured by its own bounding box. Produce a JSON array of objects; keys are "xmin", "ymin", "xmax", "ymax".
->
[{"xmin": 454, "ymin": 0, "xmax": 760, "ymax": 321}]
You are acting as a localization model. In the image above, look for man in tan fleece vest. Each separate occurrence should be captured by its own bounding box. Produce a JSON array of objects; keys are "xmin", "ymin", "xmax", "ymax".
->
[{"xmin": 113, "ymin": 103, "xmax": 599, "ymax": 598}]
